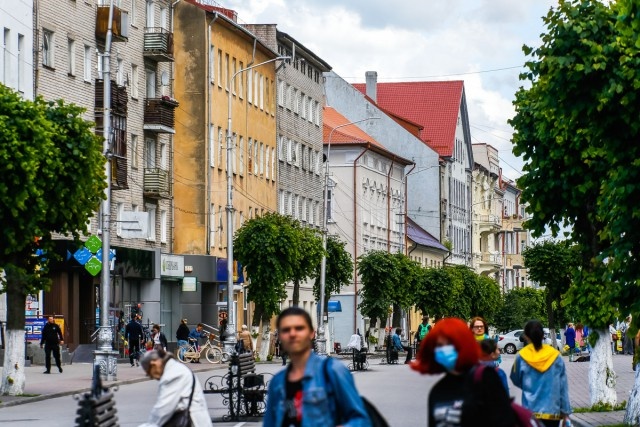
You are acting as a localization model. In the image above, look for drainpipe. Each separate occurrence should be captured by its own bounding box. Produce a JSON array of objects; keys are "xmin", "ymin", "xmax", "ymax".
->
[
  {"xmin": 353, "ymin": 145, "xmax": 370, "ymax": 333},
  {"xmin": 205, "ymin": 13, "xmax": 219, "ymax": 253},
  {"xmin": 404, "ymin": 163, "xmax": 416, "ymax": 256},
  {"xmin": 386, "ymin": 159, "xmax": 394, "ymax": 252}
]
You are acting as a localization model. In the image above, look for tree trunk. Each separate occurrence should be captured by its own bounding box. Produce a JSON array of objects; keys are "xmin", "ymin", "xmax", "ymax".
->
[
  {"xmin": 624, "ymin": 361, "xmax": 640, "ymax": 425},
  {"xmin": 251, "ymin": 304, "xmax": 264, "ymax": 328},
  {"xmin": 392, "ymin": 303, "xmax": 402, "ymax": 328},
  {"xmin": 292, "ymin": 280, "xmax": 300, "ymax": 307},
  {"xmin": 589, "ymin": 329, "xmax": 617, "ymax": 406},
  {"xmin": 258, "ymin": 321, "xmax": 271, "ymax": 361},
  {"xmin": 1, "ymin": 278, "xmax": 27, "ymax": 395},
  {"xmin": 546, "ymin": 293, "xmax": 557, "ymax": 349}
]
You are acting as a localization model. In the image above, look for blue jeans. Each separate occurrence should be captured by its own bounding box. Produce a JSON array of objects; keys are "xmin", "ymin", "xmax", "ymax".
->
[{"xmin": 177, "ymin": 340, "xmax": 188, "ymax": 358}]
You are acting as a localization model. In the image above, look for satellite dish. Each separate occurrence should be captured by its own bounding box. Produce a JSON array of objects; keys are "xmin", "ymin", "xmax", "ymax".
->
[{"xmin": 161, "ymin": 72, "xmax": 169, "ymax": 86}]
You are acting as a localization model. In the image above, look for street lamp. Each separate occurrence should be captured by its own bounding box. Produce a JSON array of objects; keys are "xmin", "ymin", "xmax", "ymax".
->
[
  {"xmin": 316, "ymin": 116, "xmax": 380, "ymax": 356},
  {"xmin": 224, "ymin": 55, "xmax": 290, "ymax": 355}
]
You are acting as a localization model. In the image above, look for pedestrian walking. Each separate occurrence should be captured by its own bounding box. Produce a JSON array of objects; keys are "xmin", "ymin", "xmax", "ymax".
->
[
  {"xmin": 564, "ymin": 323, "xmax": 576, "ymax": 362},
  {"xmin": 392, "ymin": 328, "xmax": 413, "ymax": 364},
  {"xmin": 510, "ymin": 320, "xmax": 571, "ymax": 427},
  {"xmin": 151, "ymin": 324, "xmax": 168, "ymax": 351},
  {"xmin": 176, "ymin": 318, "xmax": 190, "ymax": 359},
  {"xmin": 138, "ymin": 349, "xmax": 212, "ymax": 427},
  {"xmin": 622, "ymin": 316, "xmax": 633, "ymax": 355},
  {"xmin": 610, "ymin": 323, "xmax": 619, "ymax": 355},
  {"xmin": 263, "ymin": 306, "xmax": 371, "ymax": 427},
  {"xmin": 575, "ymin": 323, "xmax": 584, "ymax": 352},
  {"xmin": 125, "ymin": 315, "xmax": 144, "ymax": 367},
  {"xmin": 415, "ymin": 315, "xmax": 432, "ymax": 343},
  {"xmin": 411, "ymin": 317, "xmax": 515, "ymax": 427},
  {"xmin": 238, "ymin": 324, "xmax": 253, "ymax": 354},
  {"xmin": 470, "ymin": 316, "xmax": 501, "ymax": 366},
  {"xmin": 479, "ymin": 338, "xmax": 509, "ymax": 395},
  {"xmin": 40, "ymin": 316, "xmax": 64, "ymax": 374}
]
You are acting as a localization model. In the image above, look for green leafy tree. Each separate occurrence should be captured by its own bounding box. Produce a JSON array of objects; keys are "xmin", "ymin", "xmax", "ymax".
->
[
  {"xmin": 522, "ymin": 240, "xmax": 578, "ymax": 346},
  {"xmin": 414, "ymin": 267, "xmax": 454, "ymax": 320},
  {"xmin": 471, "ymin": 275, "xmax": 503, "ymax": 326},
  {"xmin": 494, "ymin": 288, "xmax": 546, "ymax": 333},
  {"xmin": 234, "ymin": 213, "xmax": 301, "ymax": 326},
  {"xmin": 313, "ymin": 235, "xmax": 353, "ymax": 315},
  {"xmin": 509, "ymin": 0, "xmax": 633, "ymax": 405},
  {"xmin": 443, "ymin": 265, "xmax": 472, "ymax": 320},
  {"xmin": 357, "ymin": 251, "xmax": 399, "ymax": 328},
  {"xmin": 290, "ymin": 226, "xmax": 323, "ymax": 307},
  {"xmin": 0, "ymin": 85, "xmax": 106, "ymax": 394}
]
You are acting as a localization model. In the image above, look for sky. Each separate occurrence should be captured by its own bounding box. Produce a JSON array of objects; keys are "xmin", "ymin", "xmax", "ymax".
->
[{"xmin": 216, "ymin": 0, "xmax": 557, "ymax": 181}]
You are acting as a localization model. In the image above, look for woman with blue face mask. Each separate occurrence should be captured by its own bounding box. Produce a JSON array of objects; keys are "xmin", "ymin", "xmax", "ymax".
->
[{"xmin": 410, "ymin": 318, "xmax": 515, "ymax": 427}]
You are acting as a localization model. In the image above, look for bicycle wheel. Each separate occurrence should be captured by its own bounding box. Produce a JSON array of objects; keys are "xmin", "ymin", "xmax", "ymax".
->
[
  {"xmin": 178, "ymin": 344, "xmax": 195, "ymax": 363},
  {"xmin": 205, "ymin": 347, "xmax": 223, "ymax": 364},
  {"xmin": 221, "ymin": 351, "xmax": 230, "ymax": 363}
]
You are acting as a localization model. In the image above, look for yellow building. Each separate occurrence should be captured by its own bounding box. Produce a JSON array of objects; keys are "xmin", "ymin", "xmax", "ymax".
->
[{"xmin": 173, "ymin": 1, "xmax": 279, "ymax": 329}]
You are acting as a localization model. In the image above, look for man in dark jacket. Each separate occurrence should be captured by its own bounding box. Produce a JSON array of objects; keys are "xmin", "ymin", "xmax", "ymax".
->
[
  {"xmin": 40, "ymin": 316, "xmax": 64, "ymax": 374},
  {"xmin": 125, "ymin": 315, "xmax": 144, "ymax": 367}
]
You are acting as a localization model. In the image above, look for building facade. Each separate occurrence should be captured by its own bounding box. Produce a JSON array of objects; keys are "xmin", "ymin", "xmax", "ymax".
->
[
  {"xmin": 242, "ymin": 24, "xmax": 331, "ymax": 324},
  {"xmin": 323, "ymin": 106, "xmax": 413, "ymax": 347},
  {"xmin": 173, "ymin": 1, "xmax": 279, "ymax": 330},
  {"xmin": 0, "ymin": 0, "xmax": 33, "ymax": 100},
  {"xmin": 35, "ymin": 0, "xmax": 178, "ymax": 348}
]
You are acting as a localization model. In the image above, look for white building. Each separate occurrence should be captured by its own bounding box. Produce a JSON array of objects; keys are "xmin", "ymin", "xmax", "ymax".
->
[{"xmin": 0, "ymin": 0, "xmax": 33, "ymax": 100}]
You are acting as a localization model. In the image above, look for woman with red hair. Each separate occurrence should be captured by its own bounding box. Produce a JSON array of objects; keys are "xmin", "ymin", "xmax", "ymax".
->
[{"xmin": 411, "ymin": 318, "xmax": 514, "ymax": 426}]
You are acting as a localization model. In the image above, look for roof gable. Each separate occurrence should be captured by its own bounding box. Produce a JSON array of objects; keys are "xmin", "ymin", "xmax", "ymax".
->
[
  {"xmin": 406, "ymin": 217, "xmax": 448, "ymax": 252},
  {"xmin": 353, "ymin": 81, "xmax": 464, "ymax": 157}
]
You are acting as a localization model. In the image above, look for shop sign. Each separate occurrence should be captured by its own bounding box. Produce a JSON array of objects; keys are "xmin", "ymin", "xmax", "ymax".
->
[{"xmin": 161, "ymin": 254, "xmax": 184, "ymax": 279}]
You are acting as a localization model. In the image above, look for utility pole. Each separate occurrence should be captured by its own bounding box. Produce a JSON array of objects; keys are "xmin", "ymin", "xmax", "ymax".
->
[{"xmin": 94, "ymin": 0, "xmax": 118, "ymax": 381}]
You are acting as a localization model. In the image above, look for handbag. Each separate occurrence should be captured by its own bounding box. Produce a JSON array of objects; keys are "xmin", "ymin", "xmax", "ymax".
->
[
  {"xmin": 322, "ymin": 357, "xmax": 390, "ymax": 427},
  {"xmin": 163, "ymin": 373, "xmax": 195, "ymax": 427}
]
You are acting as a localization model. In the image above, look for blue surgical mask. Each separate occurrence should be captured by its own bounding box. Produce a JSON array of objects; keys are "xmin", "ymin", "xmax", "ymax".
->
[{"xmin": 434, "ymin": 344, "xmax": 458, "ymax": 372}]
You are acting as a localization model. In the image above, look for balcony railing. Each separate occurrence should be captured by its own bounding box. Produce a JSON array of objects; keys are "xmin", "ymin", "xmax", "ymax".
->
[
  {"xmin": 96, "ymin": 5, "xmax": 129, "ymax": 42},
  {"xmin": 476, "ymin": 214, "xmax": 502, "ymax": 234},
  {"xmin": 144, "ymin": 97, "xmax": 179, "ymax": 133},
  {"xmin": 143, "ymin": 28, "xmax": 174, "ymax": 62},
  {"xmin": 144, "ymin": 168, "xmax": 170, "ymax": 198},
  {"xmin": 502, "ymin": 215, "xmax": 525, "ymax": 233}
]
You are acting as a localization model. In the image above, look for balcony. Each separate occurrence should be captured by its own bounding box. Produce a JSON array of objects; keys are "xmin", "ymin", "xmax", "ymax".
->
[
  {"xmin": 144, "ymin": 97, "xmax": 179, "ymax": 134},
  {"xmin": 476, "ymin": 252, "xmax": 502, "ymax": 274},
  {"xmin": 96, "ymin": 5, "xmax": 129, "ymax": 42},
  {"xmin": 475, "ymin": 214, "xmax": 501, "ymax": 235},
  {"xmin": 144, "ymin": 28, "xmax": 174, "ymax": 62},
  {"xmin": 144, "ymin": 168, "xmax": 170, "ymax": 198},
  {"xmin": 502, "ymin": 215, "xmax": 525, "ymax": 233},
  {"xmin": 506, "ymin": 253, "xmax": 524, "ymax": 270}
]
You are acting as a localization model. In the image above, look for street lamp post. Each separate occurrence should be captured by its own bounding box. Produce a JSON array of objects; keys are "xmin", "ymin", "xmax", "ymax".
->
[
  {"xmin": 224, "ymin": 56, "xmax": 289, "ymax": 355},
  {"xmin": 316, "ymin": 117, "xmax": 380, "ymax": 356}
]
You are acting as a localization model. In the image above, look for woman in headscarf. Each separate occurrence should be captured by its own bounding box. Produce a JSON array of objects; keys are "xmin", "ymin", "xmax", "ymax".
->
[{"xmin": 411, "ymin": 317, "xmax": 514, "ymax": 427}]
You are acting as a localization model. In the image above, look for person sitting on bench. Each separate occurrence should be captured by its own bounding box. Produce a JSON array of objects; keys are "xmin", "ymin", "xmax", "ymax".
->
[{"xmin": 392, "ymin": 328, "xmax": 413, "ymax": 364}]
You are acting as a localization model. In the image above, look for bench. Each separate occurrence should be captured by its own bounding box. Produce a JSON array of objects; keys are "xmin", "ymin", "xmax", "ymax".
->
[
  {"xmin": 204, "ymin": 352, "xmax": 270, "ymax": 420},
  {"xmin": 75, "ymin": 366, "xmax": 119, "ymax": 427}
]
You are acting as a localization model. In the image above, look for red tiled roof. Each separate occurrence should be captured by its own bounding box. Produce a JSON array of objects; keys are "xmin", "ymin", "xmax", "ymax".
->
[
  {"xmin": 353, "ymin": 81, "xmax": 464, "ymax": 157},
  {"xmin": 323, "ymin": 107, "xmax": 384, "ymax": 147},
  {"xmin": 184, "ymin": 0, "xmax": 238, "ymax": 21}
]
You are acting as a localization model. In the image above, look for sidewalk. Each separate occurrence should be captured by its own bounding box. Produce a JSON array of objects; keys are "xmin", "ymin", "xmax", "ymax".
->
[{"xmin": 0, "ymin": 359, "xmax": 221, "ymax": 408}]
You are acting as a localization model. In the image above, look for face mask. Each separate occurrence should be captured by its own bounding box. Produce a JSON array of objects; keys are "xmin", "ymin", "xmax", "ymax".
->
[{"xmin": 434, "ymin": 344, "xmax": 458, "ymax": 372}]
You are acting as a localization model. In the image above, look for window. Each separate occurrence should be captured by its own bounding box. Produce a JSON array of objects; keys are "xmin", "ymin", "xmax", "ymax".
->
[
  {"xmin": 218, "ymin": 127, "xmax": 223, "ymax": 169},
  {"xmin": 248, "ymin": 138, "xmax": 253, "ymax": 173},
  {"xmin": 271, "ymin": 148, "xmax": 276, "ymax": 181},
  {"xmin": 67, "ymin": 39, "xmax": 76, "ymax": 76},
  {"xmin": 224, "ymin": 53, "xmax": 229, "ymax": 91},
  {"xmin": 130, "ymin": 0, "xmax": 137, "ymax": 26},
  {"xmin": 209, "ymin": 203, "xmax": 216, "ymax": 246},
  {"xmin": 253, "ymin": 141, "xmax": 258, "ymax": 175},
  {"xmin": 17, "ymin": 34, "xmax": 24, "ymax": 91},
  {"xmin": 293, "ymin": 142, "xmax": 299, "ymax": 166},
  {"xmin": 287, "ymin": 139, "xmax": 292, "ymax": 163},
  {"xmin": 2, "ymin": 29, "xmax": 9, "ymax": 85},
  {"xmin": 131, "ymin": 134, "xmax": 139, "ymax": 169},
  {"xmin": 116, "ymin": 58, "xmax": 124, "ymax": 85},
  {"xmin": 254, "ymin": 72, "xmax": 259, "ymax": 107},
  {"xmin": 160, "ymin": 141, "xmax": 167, "ymax": 169},
  {"xmin": 146, "ymin": 69, "xmax": 156, "ymax": 98},
  {"xmin": 116, "ymin": 203, "xmax": 124, "ymax": 236},
  {"xmin": 209, "ymin": 44, "xmax": 215, "ymax": 83},
  {"xmin": 160, "ymin": 7, "xmax": 167, "ymax": 30},
  {"xmin": 146, "ymin": 0, "xmax": 154, "ymax": 28},
  {"xmin": 259, "ymin": 74, "xmax": 264, "ymax": 110},
  {"xmin": 238, "ymin": 61, "xmax": 244, "ymax": 99},
  {"xmin": 131, "ymin": 64, "xmax": 138, "ymax": 97},
  {"xmin": 83, "ymin": 45, "xmax": 92, "ymax": 81},
  {"xmin": 287, "ymin": 192, "xmax": 292, "ymax": 215},
  {"xmin": 294, "ymin": 89, "xmax": 299, "ymax": 114},
  {"xmin": 278, "ymin": 80, "xmax": 284, "ymax": 107},
  {"xmin": 309, "ymin": 98, "xmax": 314, "ymax": 123},
  {"xmin": 294, "ymin": 195, "xmax": 300, "ymax": 219},
  {"xmin": 301, "ymin": 94, "xmax": 306, "ymax": 119},
  {"xmin": 279, "ymin": 190, "xmax": 285, "ymax": 214},
  {"xmin": 232, "ymin": 57, "xmax": 237, "ymax": 95},
  {"xmin": 209, "ymin": 124, "xmax": 215, "ymax": 167},
  {"xmin": 239, "ymin": 136, "xmax": 244, "ymax": 176},
  {"xmin": 160, "ymin": 210, "xmax": 167, "ymax": 243},
  {"xmin": 278, "ymin": 135, "xmax": 285, "ymax": 160},
  {"xmin": 315, "ymin": 101, "xmax": 320, "ymax": 125},
  {"xmin": 43, "ymin": 29, "xmax": 54, "ymax": 68},
  {"xmin": 259, "ymin": 142, "xmax": 264, "ymax": 176},
  {"xmin": 247, "ymin": 69, "xmax": 252, "ymax": 104},
  {"xmin": 147, "ymin": 206, "xmax": 156, "ymax": 241},
  {"xmin": 327, "ymin": 183, "xmax": 334, "ymax": 222},
  {"xmin": 265, "ymin": 146, "xmax": 269, "ymax": 179},
  {"xmin": 217, "ymin": 49, "xmax": 222, "ymax": 86},
  {"xmin": 145, "ymin": 137, "xmax": 156, "ymax": 169}
]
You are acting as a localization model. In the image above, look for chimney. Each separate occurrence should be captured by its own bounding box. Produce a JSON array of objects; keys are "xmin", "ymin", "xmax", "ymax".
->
[{"xmin": 365, "ymin": 71, "xmax": 377, "ymax": 102}]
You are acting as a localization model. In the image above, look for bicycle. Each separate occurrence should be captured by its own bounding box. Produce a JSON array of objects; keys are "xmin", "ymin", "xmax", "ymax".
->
[{"xmin": 178, "ymin": 333, "xmax": 230, "ymax": 364}]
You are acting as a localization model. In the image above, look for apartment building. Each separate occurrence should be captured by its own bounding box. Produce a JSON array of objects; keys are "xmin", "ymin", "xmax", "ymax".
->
[
  {"xmin": 173, "ymin": 0, "xmax": 279, "ymax": 329},
  {"xmin": 242, "ymin": 24, "xmax": 331, "ymax": 321},
  {"xmin": 35, "ymin": 0, "xmax": 178, "ymax": 347},
  {"xmin": 0, "ymin": 0, "xmax": 33, "ymax": 99}
]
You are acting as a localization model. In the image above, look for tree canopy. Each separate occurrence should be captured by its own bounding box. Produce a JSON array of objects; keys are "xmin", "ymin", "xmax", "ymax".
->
[
  {"xmin": 313, "ymin": 234, "xmax": 353, "ymax": 313},
  {"xmin": 494, "ymin": 287, "xmax": 546, "ymax": 333}
]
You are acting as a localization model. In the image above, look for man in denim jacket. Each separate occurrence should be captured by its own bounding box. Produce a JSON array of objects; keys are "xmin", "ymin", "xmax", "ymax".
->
[{"xmin": 264, "ymin": 307, "xmax": 371, "ymax": 427}]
